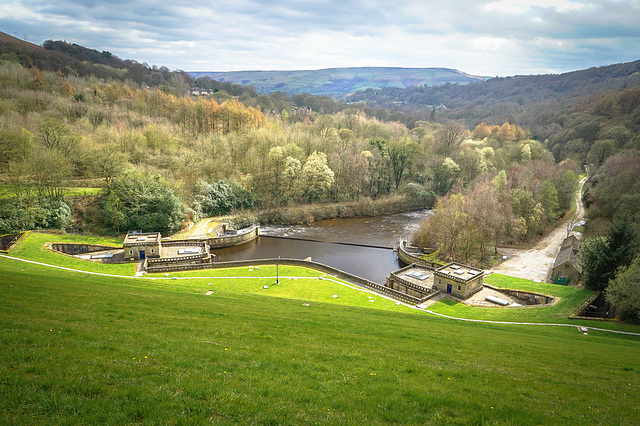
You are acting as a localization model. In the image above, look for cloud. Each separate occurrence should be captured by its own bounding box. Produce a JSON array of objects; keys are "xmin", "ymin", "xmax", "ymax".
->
[{"xmin": 1, "ymin": 0, "xmax": 638, "ymax": 76}]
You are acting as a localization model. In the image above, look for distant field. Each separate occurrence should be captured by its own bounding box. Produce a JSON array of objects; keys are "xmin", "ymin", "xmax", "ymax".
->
[{"xmin": 190, "ymin": 66, "xmax": 489, "ymax": 96}]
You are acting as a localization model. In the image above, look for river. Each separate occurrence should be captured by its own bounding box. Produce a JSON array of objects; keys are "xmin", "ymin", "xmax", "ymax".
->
[{"xmin": 211, "ymin": 209, "xmax": 431, "ymax": 284}]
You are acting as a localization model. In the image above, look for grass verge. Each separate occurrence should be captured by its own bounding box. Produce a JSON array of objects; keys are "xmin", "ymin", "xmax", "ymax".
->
[{"xmin": 8, "ymin": 231, "xmax": 134, "ymax": 275}]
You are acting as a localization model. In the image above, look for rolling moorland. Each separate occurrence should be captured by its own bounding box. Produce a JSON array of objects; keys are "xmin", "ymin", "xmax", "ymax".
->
[
  {"xmin": 189, "ymin": 67, "xmax": 489, "ymax": 97},
  {"xmin": 1, "ymin": 32, "xmax": 640, "ymax": 423}
]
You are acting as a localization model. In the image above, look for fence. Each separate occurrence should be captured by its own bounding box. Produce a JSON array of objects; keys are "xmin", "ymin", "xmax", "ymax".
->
[
  {"xmin": 162, "ymin": 241, "xmax": 208, "ymax": 248},
  {"xmin": 147, "ymin": 252, "xmax": 210, "ymax": 265}
]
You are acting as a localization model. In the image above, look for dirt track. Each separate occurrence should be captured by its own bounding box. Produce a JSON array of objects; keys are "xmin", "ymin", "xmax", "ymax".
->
[{"xmin": 490, "ymin": 174, "xmax": 588, "ymax": 282}]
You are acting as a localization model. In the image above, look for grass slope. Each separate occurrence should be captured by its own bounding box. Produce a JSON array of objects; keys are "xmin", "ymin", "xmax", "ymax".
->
[
  {"xmin": 9, "ymin": 232, "xmax": 134, "ymax": 275},
  {"xmin": 1, "ymin": 253, "xmax": 640, "ymax": 424}
]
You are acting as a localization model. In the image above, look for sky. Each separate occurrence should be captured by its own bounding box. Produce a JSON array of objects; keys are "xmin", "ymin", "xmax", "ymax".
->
[{"xmin": 1, "ymin": 0, "xmax": 639, "ymax": 77}]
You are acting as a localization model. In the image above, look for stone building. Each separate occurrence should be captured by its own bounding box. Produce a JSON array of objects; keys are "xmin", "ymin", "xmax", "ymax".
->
[
  {"xmin": 552, "ymin": 235, "xmax": 582, "ymax": 285},
  {"xmin": 123, "ymin": 232, "xmax": 162, "ymax": 260},
  {"xmin": 433, "ymin": 262, "xmax": 484, "ymax": 299},
  {"xmin": 386, "ymin": 264, "xmax": 435, "ymax": 300}
]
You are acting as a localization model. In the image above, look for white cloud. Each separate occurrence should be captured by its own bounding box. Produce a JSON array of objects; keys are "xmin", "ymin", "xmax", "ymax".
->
[
  {"xmin": 485, "ymin": 0, "xmax": 584, "ymax": 13},
  {"xmin": 0, "ymin": 0, "xmax": 638, "ymax": 77}
]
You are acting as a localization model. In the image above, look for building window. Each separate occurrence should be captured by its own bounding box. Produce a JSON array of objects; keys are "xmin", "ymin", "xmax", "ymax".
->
[
  {"xmin": 151, "ymin": 248, "xmax": 155, "ymax": 253},
  {"xmin": 457, "ymin": 285, "xmax": 461, "ymax": 291},
  {"xmin": 129, "ymin": 249, "xmax": 133, "ymax": 255}
]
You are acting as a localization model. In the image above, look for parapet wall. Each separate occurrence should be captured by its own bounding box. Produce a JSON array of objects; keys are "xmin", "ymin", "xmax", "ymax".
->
[
  {"xmin": 162, "ymin": 241, "xmax": 208, "ymax": 248},
  {"xmin": 207, "ymin": 225, "xmax": 260, "ymax": 249},
  {"xmin": 397, "ymin": 242, "xmax": 442, "ymax": 269}
]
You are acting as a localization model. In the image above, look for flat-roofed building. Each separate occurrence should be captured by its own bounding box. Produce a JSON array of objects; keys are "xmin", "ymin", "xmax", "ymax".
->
[
  {"xmin": 433, "ymin": 262, "xmax": 484, "ymax": 299},
  {"xmin": 386, "ymin": 264, "xmax": 435, "ymax": 299},
  {"xmin": 123, "ymin": 232, "xmax": 162, "ymax": 260}
]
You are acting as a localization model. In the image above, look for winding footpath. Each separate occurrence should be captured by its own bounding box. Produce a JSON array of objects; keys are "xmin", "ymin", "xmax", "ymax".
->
[
  {"xmin": 2, "ymin": 252, "xmax": 639, "ymax": 337},
  {"xmin": 490, "ymin": 172, "xmax": 589, "ymax": 281}
]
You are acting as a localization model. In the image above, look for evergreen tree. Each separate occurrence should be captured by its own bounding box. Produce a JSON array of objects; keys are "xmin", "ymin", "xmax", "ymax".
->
[{"xmin": 581, "ymin": 220, "xmax": 639, "ymax": 291}]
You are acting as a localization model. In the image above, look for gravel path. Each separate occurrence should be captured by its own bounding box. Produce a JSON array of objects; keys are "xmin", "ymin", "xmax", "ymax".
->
[{"xmin": 490, "ymin": 173, "xmax": 588, "ymax": 282}]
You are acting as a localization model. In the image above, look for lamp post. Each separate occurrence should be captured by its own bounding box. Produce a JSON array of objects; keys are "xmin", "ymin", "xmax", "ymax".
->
[{"xmin": 276, "ymin": 256, "xmax": 280, "ymax": 284}]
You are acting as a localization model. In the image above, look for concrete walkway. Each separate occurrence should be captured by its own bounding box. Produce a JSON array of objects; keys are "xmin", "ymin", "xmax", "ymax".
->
[{"xmin": 2, "ymin": 253, "xmax": 639, "ymax": 337}]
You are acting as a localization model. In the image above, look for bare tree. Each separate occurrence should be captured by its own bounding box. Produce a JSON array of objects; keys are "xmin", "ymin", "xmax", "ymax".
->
[{"xmin": 435, "ymin": 120, "xmax": 466, "ymax": 156}]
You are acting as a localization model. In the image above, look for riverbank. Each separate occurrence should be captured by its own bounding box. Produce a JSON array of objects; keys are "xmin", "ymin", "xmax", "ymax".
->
[{"xmin": 251, "ymin": 194, "xmax": 433, "ymax": 225}]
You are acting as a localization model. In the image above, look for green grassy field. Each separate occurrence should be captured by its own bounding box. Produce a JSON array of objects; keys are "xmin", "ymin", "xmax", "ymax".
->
[
  {"xmin": 8, "ymin": 231, "xmax": 134, "ymax": 275},
  {"xmin": 1, "ymin": 233, "xmax": 639, "ymax": 423},
  {"xmin": 0, "ymin": 185, "xmax": 106, "ymax": 199}
]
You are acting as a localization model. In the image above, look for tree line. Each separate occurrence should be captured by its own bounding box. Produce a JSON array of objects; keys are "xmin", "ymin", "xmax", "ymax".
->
[{"xmin": 0, "ymin": 58, "xmax": 573, "ymax": 237}]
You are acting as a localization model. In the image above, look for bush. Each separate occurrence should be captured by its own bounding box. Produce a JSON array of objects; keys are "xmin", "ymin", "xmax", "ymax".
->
[
  {"xmin": 0, "ymin": 197, "xmax": 71, "ymax": 233},
  {"xmin": 194, "ymin": 179, "xmax": 255, "ymax": 217},
  {"xmin": 102, "ymin": 170, "xmax": 184, "ymax": 236},
  {"xmin": 607, "ymin": 257, "xmax": 640, "ymax": 324}
]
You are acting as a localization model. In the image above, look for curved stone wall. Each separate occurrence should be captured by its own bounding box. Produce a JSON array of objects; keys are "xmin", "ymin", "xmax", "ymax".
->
[
  {"xmin": 50, "ymin": 243, "xmax": 120, "ymax": 255},
  {"xmin": 397, "ymin": 241, "xmax": 441, "ymax": 269},
  {"xmin": 207, "ymin": 225, "xmax": 260, "ymax": 249}
]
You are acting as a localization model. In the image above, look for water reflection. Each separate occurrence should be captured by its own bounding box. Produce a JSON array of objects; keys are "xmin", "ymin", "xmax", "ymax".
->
[
  {"xmin": 212, "ymin": 209, "xmax": 431, "ymax": 284},
  {"xmin": 212, "ymin": 236, "xmax": 399, "ymax": 284}
]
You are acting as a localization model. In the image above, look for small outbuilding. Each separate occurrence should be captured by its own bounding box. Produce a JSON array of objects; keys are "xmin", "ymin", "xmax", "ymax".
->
[
  {"xmin": 560, "ymin": 234, "xmax": 580, "ymax": 252},
  {"xmin": 433, "ymin": 262, "xmax": 484, "ymax": 299},
  {"xmin": 123, "ymin": 232, "xmax": 162, "ymax": 260},
  {"xmin": 386, "ymin": 264, "xmax": 435, "ymax": 299},
  {"xmin": 552, "ymin": 236, "xmax": 582, "ymax": 285}
]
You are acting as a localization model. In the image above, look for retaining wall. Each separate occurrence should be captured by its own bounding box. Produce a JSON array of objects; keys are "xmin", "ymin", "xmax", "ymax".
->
[
  {"xmin": 397, "ymin": 242, "xmax": 442, "ymax": 269},
  {"xmin": 0, "ymin": 232, "xmax": 28, "ymax": 253},
  {"xmin": 208, "ymin": 225, "xmax": 260, "ymax": 249},
  {"xmin": 484, "ymin": 284, "xmax": 556, "ymax": 306},
  {"xmin": 569, "ymin": 292, "xmax": 618, "ymax": 321},
  {"xmin": 50, "ymin": 243, "xmax": 120, "ymax": 255}
]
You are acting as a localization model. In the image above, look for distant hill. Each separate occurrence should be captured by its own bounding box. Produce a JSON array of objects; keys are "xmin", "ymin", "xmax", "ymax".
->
[
  {"xmin": 189, "ymin": 67, "xmax": 489, "ymax": 97},
  {"xmin": 347, "ymin": 60, "xmax": 640, "ymax": 111},
  {"xmin": 0, "ymin": 31, "xmax": 194, "ymax": 88},
  {"xmin": 344, "ymin": 59, "xmax": 640, "ymax": 138}
]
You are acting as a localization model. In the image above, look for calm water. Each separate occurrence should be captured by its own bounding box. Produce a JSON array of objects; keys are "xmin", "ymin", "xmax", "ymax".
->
[
  {"xmin": 211, "ymin": 209, "xmax": 431, "ymax": 284},
  {"xmin": 260, "ymin": 209, "xmax": 431, "ymax": 248}
]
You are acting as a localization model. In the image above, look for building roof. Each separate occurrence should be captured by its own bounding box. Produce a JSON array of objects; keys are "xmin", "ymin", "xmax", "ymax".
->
[
  {"xmin": 560, "ymin": 235, "xmax": 581, "ymax": 251},
  {"xmin": 553, "ymin": 246, "xmax": 582, "ymax": 273},
  {"xmin": 435, "ymin": 262, "xmax": 484, "ymax": 283},
  {"xmin": 123, "ymin": 232, "xmax": 161, "ymax": 246},
  {"xmin": 390, "ymin": 264, "xmax": 433, "ymax": 289}
]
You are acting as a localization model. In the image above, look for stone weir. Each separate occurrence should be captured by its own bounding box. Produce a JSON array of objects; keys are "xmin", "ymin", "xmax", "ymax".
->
[
  {"xmin": 206, "ymin": 224, "xmax": 260, "ymax": 249},
  {"xmin": 397, "ymin": 240, "xmax": 444, "ymax": 269},
  {"xmin": 160, "ymin": 224, "xmax": 260, "ymax": 250}
]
